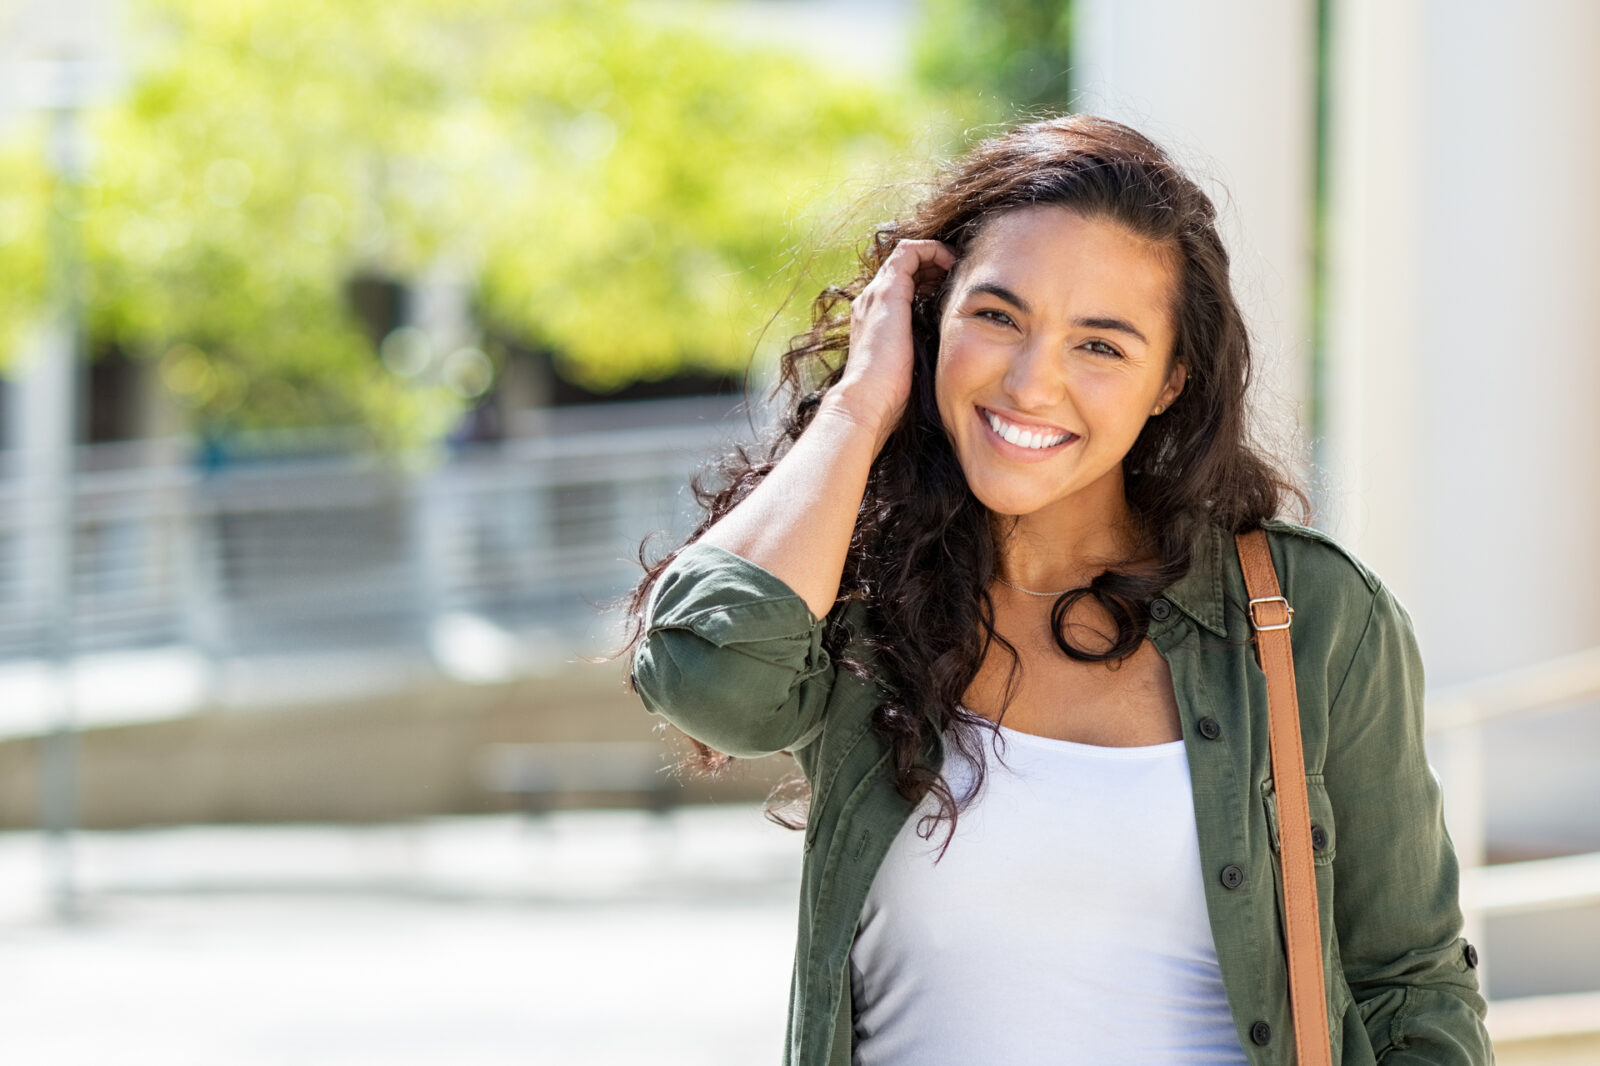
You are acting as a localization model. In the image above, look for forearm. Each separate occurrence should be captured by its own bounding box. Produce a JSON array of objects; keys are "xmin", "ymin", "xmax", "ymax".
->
[{"xmin": 698, "ymin": 395, "xmax": 887, "ymax": 620}]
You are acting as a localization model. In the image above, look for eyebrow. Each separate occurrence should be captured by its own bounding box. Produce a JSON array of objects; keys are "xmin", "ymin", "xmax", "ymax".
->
[
  {"xmin": 1075, "ymin": 315, "xmax": 1150, "ymax": 346},
  {"xmin": 964, "ymin": 281, "xmax": 1151, "ymax": 346}
]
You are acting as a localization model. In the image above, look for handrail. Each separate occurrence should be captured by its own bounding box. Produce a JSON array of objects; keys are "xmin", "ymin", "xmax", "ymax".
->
[
  {"xmin": 1427, "ymin": 645, "xmax": 1600, "ymax": 733},
  {"xmin": 1485, "ymin": 990, "xmax": 1600, "ymax": 1043},
  {"xmin": 1465, "ymin": 851, "xmax": 1600, "ymax": 916},
  {"xmin": 0, "ymin": 407, "xmax": 742, "ymax": 719},
  {"xmin": 1424, "ymin": 642, "xmax": 1600, "ymax": 1043}
]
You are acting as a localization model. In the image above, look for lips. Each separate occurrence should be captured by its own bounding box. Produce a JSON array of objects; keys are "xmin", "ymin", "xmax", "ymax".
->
[{"xmin": 978, "ymin": 406, "xmax": 1078, "ymax": 452}]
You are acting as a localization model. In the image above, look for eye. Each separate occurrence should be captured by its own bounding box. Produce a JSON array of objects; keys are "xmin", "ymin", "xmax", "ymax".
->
[
  {"xmin": 1083, "ymin": 339, "xmax": 1123, "ymax": 359},
  {"xmin": 974, "ymin": 308, "xmax": 1017, "ymax": 328}
]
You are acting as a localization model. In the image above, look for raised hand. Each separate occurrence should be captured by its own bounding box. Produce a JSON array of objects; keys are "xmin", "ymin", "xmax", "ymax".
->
[{"xmin": 827, "ymin": 239, "xmax": 956, "ymax": 450}]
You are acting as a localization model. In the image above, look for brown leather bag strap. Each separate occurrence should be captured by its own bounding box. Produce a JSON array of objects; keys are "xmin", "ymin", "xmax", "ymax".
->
[{"xmin": 1235, "ymin": 529, "xmax": 1332, "ymax": 1066}]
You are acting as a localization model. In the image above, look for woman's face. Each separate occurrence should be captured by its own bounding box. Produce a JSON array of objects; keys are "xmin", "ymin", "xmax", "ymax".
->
[{"xmin": 934, "ymin": 205, "xmax": 1187, "ymax": 524}]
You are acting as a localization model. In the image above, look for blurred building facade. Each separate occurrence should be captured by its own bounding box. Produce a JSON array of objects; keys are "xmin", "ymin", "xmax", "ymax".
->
[
  {"xmin": 1074, "ymin": 0, "xmax": 1600, "ymax": 1046},
  {"xmin": 1075, "ymin": 0, "xmax": 1600, "ymax": 687}
]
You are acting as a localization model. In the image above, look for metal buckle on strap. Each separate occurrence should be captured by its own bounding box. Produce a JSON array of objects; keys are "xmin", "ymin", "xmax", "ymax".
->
[{"xmin": 1248, "ymin": 595, "xmax": 1294, "ymax": 631}]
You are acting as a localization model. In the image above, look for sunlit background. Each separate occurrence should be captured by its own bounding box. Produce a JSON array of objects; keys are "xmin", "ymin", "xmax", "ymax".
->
[{"xmin": 1, "ymin": 0, "xmax": 1597, "ymax": 1062}]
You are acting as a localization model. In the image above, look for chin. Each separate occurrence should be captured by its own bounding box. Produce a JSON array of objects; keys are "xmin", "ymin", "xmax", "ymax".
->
[{"xmin": 963, "ymin": 478, "xmax": 1057, "ymax": 519}]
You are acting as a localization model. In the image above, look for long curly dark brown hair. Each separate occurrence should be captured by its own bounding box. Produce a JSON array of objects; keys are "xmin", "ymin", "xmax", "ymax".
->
[{"xmin": 618, "ymin": 114, "xmax": 1310, "ymax": 848}]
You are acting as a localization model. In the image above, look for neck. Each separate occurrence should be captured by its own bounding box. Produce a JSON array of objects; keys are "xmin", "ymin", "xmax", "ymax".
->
[{"xmin": 991, "ymin": 470, "xmax": 1151, "ymax": 592}]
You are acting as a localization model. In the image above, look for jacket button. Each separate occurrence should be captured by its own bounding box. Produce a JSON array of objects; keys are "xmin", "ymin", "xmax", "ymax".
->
[
  {"xmin": 1250, "ymin": 1020, "xmax": 1272, "ymax": 1046},
  {"xmin": 1197, "ymin": 716, "xmax": 1222, "ymax": 740},
  {"xmin": 1311, "ymin": 825, "xmax": 1329, "ymax": 851},
  {"xmin": 1150, "ymin": 598, "xmax": 1173, "ymax": 621},
  {"xmin": 1464, "ymin": 943, "xmax": 1479, "ymax": 969},
  {"xmin": 1220, "ymin": 864, "xmax": 1246, "ymax": 889}
]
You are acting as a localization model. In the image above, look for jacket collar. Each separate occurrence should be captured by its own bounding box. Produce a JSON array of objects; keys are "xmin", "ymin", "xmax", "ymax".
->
[{"xmin": 1157, "ymin": 519, "xmax": 1230, "ymax": 638}]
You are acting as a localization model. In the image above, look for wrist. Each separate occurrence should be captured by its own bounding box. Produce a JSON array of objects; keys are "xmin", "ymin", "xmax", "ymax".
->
[{"xmin": 816, "ymin": 392, "xmax": 897, "ymax": 451}]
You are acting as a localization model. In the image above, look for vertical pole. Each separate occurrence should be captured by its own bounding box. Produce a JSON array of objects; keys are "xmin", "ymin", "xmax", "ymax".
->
[
  {"xmin": 1319, "ymin": 0, "xmax": 1423, "ymax": 589},
  {"xmin": 39, "ymin": 78, "xmax": 90, "ymax": 924},
  {"xmin": 401, "ymin": 264, "xmax": 475, "ymax": 652},
  {"xmin": 409, "ymin": 454, "xmax": 452, "ymax": 651},
  {"xmin": 175, "ymin": 476, "xmax": 228, "ymax": 704}
]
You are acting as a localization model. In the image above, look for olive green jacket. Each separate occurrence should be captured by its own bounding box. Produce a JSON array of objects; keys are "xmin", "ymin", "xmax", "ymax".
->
[{"xmin": 631, "ymin": 518, "xmax": 1493, "ymax": 1065}]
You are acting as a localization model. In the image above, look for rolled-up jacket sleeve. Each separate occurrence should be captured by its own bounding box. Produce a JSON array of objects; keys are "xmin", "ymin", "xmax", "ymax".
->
[
  {"xmin": 1323, "ymin": 582, "xmax": 1492, "ymax": 1063},
  {"xmin": 630, "ymin": 541, "xmax": 836, "ymax": 759}
]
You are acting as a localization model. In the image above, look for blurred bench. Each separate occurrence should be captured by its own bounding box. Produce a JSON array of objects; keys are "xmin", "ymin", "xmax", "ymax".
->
[{"xmin": 477, "ymin": 741, "xmax": 677, "ymax": 815}]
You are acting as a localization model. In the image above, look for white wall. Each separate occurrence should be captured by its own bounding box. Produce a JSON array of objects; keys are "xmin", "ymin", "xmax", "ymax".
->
[
  {"xmin": 1324, "ymin": 0, "xmax": 1600, "ymax": 684},
  {"xmin": 1072, "ymin": 0, "xmax": 1319, "ymax": 481}
]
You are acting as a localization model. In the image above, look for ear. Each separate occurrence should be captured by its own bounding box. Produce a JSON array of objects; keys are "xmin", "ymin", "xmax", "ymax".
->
[{"xmin": 1152, "ymin": 362, "xmax": 1187, "ymax": 415}]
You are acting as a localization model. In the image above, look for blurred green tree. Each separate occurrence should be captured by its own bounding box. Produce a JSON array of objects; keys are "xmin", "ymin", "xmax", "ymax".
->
[
  {"xmin": 914, "ymin": 0, "xmax": 1074, "ymax": 119},
  {"xmin": 0, "ymin": 140, "xmax": 51, "ymax": 365},
  {"xmin": 0, "ymin": 0, "xmax": 925, "ymax": 446}
]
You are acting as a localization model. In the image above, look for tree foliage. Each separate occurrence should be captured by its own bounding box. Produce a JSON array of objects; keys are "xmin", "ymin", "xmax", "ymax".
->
[
  {"xmin": 0, "ymin": 134, "xmax": 54, "ymax": 364},
  {"xmin": 0, "ymin": 0, "xmax": 927, "ymax": 443},
  {"xmin": 914, "ymin": 0, "xmax": 1075, "ymax": 119}
]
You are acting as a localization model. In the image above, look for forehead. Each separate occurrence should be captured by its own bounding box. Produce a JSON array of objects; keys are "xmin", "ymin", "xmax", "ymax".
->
[{"xmin": 956, "ymin": 205, "xmax": 1178, "ymax": 322}]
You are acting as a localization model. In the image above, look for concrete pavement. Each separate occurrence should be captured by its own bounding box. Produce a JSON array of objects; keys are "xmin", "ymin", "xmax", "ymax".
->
[{"xmin": 0, "ymin": 807, "xmax": 800, "ymax": 1065}]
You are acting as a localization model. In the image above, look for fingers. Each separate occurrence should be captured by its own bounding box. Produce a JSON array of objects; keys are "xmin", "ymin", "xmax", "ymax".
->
[
  {"xmin": 885, "ymin": 239, "xmax": 956, "ymax": 278},
  {"xmin": 910, "ymin": 258, "xmax": 951, "ymax": 297},
  {"xmin": 866, "ymin": 239, "xmax": 956, "ymax": 301}
]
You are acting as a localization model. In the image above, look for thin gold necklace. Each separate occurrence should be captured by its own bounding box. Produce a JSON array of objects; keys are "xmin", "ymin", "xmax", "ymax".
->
[{"xmin": 993, "ymin": 575, "xmax": 1073, "ymax": 597}]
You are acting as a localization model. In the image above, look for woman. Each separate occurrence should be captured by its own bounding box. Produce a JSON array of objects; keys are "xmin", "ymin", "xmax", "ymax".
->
[{"xmin": 624, "ymin": 115, "xmax": 1491, "ymax": 1065}]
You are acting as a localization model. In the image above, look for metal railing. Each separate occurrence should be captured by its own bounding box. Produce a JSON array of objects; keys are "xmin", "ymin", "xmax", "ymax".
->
[
  {"xmin": 1429, "ymin": 646, "xmax": 1600, "ymax": 1043},
  {"xmin": 0, "ymin": 396, "xmax": 753, "ymax": 690}
]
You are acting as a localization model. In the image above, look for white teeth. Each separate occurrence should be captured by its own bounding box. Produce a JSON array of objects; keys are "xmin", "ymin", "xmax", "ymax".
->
[{"xmin": 986, "ymin": 409, "xmax": 1068, "ymax": 450}]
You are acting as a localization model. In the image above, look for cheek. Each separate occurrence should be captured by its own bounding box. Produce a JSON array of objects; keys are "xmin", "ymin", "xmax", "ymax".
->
[
  {"xmin": 933, "ymin": 329, "xmax": 991, "ymax": 399},
  {"xmin": 1077, "ymin": 380, "xmax": 1159, "ymax": 453},
  {"xmin": 932, "ymin": 336, "xmax": 973, "ymax": 416}
]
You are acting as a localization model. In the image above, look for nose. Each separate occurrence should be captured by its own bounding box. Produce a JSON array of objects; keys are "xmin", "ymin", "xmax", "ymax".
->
[{"xmin": 1001, "ymin": 339, "xmax": 1066, "ymax": 412}]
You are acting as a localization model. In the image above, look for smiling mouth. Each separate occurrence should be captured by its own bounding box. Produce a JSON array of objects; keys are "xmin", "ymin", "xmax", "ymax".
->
[{"xmin": 979, "ymin": 407, "xmax": 1078, "ymax": 450}]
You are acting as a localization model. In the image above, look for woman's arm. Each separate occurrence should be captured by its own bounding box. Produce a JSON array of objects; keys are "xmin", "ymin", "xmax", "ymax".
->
[
  {"xmin": 1322, "ymin": 583, "xmax": 1492, "ymax": 1063},
  {"xmin": 698, "ymin": 238, "xmax": 955, "ymax": 619},
  {"xmin": 696, "ymin": 398, "xmax": 888, "ymax": 621},
  {"xmin": 630, "ymin": 240, "xmax": 954, "ymax": 757},
  {"xmin": 629, "ymin": 382, "xmax": 909, "ymax": 760},
  {"xmin": 630, "ymin": 539, "xmax": 838, "ymax": 758}
]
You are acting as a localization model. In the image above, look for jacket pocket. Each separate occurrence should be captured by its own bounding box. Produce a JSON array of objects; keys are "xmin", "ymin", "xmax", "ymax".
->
[
  {"xmin": 1261, "ymin": 773, "xmax": 1337, "ymax": 866},
  {"xmin": 1329, "ymin": 970, "xmax": 1372, "ymax": 1066}
]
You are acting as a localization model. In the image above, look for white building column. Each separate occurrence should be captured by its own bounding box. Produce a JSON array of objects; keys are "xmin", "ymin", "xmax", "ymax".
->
[
  {"xmin": 1321, "ymin": 0, "xmax": 1424, "ymax": 593},
  {"xmin": 1072, "ymin": 0, "xmax": 1319, "ymax": 475},
  {"xmin": 1324, "ymin": 0, "xmax": 1600, "ymax": 684}
]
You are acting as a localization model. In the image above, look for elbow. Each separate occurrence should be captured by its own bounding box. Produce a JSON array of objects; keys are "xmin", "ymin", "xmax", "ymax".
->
[{"xmin": 630, "ymin": 629, "xmax": 827, "ymax": 759}]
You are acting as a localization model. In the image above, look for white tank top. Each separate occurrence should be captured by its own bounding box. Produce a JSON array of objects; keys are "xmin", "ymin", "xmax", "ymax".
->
[{"xmin": 849, "ymin": 723, "xmax": 1249, "ymax": 1066}]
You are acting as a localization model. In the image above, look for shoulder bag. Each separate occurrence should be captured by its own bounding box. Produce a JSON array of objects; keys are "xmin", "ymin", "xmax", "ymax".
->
[{"xmin": 1236, "ymin": 528, "xmax": 1334, "ymax": 1066}]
